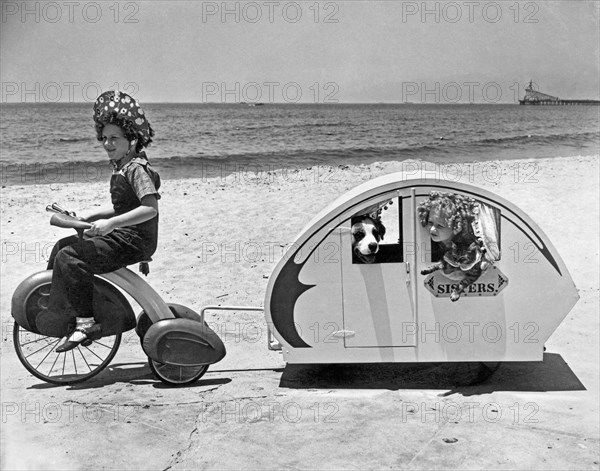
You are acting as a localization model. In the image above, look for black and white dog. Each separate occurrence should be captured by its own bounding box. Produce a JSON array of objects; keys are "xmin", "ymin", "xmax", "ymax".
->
[{"xmin": 351, "ymin": 215, "xmax": 386, "ymax": 264}]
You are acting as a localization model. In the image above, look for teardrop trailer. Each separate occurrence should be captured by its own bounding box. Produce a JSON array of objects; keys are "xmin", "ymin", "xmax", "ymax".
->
[
  {"xmin": 11, "ymin": 176, "xmax": 579, "ymax": 385},
  {"xmin": 263, "ymin": 176, "xmax": 579, "ymax": 369}
]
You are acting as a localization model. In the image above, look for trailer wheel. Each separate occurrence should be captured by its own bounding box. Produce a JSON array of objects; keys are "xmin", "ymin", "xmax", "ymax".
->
[{"xmin": 446, "ymin": 362, "xmax": 500, "ymax": 386}]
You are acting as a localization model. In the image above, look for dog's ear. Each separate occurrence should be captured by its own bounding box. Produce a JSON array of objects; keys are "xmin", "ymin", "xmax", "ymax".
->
[
  {"xmin": 375, "ymin": 218, "xmax": 386, "ymax": 240},
  {"xmin": 351, "ymin": 216, "xmax": 363, "ymax": 226}
]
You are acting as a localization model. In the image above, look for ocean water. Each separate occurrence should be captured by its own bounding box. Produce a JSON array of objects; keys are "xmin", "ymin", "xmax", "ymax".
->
[{"xmin": 0, "ymin": 103, "xmax": 598, "ymax": 185}]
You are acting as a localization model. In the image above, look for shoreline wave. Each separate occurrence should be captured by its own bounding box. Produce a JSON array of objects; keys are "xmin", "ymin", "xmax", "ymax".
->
[
  {"xmin": 3, "ymin": 128, "xmax": 598, "ymax": 166},
  {"xmin": 2, "ymin": 151, "xmax": 597, "ymax": 188}
]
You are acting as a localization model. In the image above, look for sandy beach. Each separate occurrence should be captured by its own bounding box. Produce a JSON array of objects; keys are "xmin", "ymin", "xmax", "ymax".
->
[{"xmin": 1, "ymin": 154, "xmax": 599, "ymax": 470}]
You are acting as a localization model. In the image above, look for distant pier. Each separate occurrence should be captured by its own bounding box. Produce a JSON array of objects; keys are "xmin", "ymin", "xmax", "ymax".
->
[{"xmin": 519, "ymin": 80, "xmax": 600, "ymax": 106}]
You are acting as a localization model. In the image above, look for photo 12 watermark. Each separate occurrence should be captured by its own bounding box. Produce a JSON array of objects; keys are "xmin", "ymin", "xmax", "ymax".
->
[
  {"xmin": 1, "ymin": 81, "xmax": 139, "ymax": 103},
  {"xmin": 400, "ymin": 81, "xmax": 537, "ymax": 104},
  {"xmin": 204, "ymin": 320, "xmax": 344, "ymax": 346},
  {"xmin": 1, "ymin": 401, "xmax": 140, "ymax": 424},
  {"xmin": 3, "ymin": 316, "xmax": 345, "ymax": 347},
  {"xmin": 201, "ymin": 81, "xmax": 340, "ymax": 104},
  {"xmin": 1, "ymin": 1, "xmax": 140, "ymax": 24},
  {"xmin": 400, "ymin": 1, "xmax": 540, "ymax": 24},
  {"xmin": 199, "ymin": 399, "xmax": 340, "ymax": 423},
  {"xmin": 200, "ymin": 1, "xmax": 340, "ymax": 24},
  {"xmin": 400, "ymin": 400, "xmax": 540, "ymax": 424},
  {"xmin": 397, "ymin": 160, "xmax": 540, "ymax": 184},
  {"xmin": 399, "ymin": 321, "xmax": 540, "ymax": 345},
  {"xmin": 172, "ymin": 162, "xmax": 358, "ymax": 185},
  {"xmin": 195, "ymin": 239, "xmax": 345, "ymax": 265},
  {"xmin": 1, "ymin": 241, "xmax": 56, "ymax": 265},
  {"xmin": 1, "ymin": 161, "xmax": 113, "ymax": 186}
]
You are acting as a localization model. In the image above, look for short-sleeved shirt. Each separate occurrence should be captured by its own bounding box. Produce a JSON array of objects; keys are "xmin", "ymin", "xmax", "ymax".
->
[
  {"xmin": 120, "ymin": 158, "xmax": 161, "ymax": 202},
  {"xmin": 110, "ymin": 152, "xmax": 161, "ymax": 257}
]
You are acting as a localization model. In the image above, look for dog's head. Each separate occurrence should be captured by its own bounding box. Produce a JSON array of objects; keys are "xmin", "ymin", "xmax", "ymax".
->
[{"xmin": 351, "ymin": 216, "xmax": 386, "ymax": 264}]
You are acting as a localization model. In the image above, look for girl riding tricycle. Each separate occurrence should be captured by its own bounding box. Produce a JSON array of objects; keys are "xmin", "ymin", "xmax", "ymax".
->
[{"xmin": 11, "ymin": 91, "xmax": 224, "ymax": 386}]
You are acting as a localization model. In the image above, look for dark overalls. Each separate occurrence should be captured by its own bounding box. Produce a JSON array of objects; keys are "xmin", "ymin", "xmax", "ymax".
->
[{"xmin": 46, "ymin": 155, "xmax": 160, "ymax": 321}]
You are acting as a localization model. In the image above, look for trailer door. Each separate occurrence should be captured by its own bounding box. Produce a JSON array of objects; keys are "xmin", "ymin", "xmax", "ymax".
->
[{"xmin": 340, "ymin": 195, "xmax": 416, "ymax": 347}]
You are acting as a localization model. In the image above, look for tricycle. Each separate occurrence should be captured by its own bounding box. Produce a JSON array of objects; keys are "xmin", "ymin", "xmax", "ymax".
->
[{"xmin": 11, "ymin": 205, "xmax": 225, "ymax": 386}]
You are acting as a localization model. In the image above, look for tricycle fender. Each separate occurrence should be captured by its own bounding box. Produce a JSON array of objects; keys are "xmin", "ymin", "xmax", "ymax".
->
[
  {"xmin": 141, "ymin": 304, "xmax": 226, "ymax": 366},
  {"xmin": 11, "ymin": 270, "xmax": 136, "ymax": 337}
]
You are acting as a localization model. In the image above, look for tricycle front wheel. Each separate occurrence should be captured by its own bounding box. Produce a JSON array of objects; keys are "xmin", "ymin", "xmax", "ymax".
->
[{"xmin": 148, "ymin": 358, "xmax": 209, "ymax": 386}]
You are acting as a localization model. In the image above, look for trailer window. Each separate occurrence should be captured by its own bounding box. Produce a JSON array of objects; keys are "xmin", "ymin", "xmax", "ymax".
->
[
  {"xmin": 351, "ymin": 197, "xmax": 404, "ymax": 264},
  {"xmin": 427, "ymin": 200, "xmax": 501, "ymax": 263}
]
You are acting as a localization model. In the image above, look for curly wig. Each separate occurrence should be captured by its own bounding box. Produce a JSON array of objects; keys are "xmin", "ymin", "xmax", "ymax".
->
[
  {"xmin": 418, "ymin": 191, "xmax": 479, "ymax": 238},
  {"xmin": 94, "ymin": 112, "xmax": 154, "ymax": 153}
]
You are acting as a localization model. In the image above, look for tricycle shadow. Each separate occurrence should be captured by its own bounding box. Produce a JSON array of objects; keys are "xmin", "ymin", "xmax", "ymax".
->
[
  {"xmin": 279, "ymin": 353, "xmax": 585, "ymax": 396},
  {"xmin": 27, "ymin": 362, "xmax": 232, "ymax": 391}
]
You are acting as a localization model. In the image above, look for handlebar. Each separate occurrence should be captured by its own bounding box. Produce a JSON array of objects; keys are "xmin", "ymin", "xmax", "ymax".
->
[
  {"xmin": 46, "ymin": 204, "xmax": 91, "ymax": 230},
  {"xmin": 46, "ymin": 203, "xmax": 76, "ymax": 217},
  {"xmin": 49, "ymin": 213, "xmax": 92, "ymax": 230}
]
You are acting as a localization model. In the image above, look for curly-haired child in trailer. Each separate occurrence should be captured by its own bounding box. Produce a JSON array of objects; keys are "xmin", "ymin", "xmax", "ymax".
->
[
  {"xmin": 418, "ymin": 191, "xmax": 498, "ymax": 302},
  {"xmin": 41, "ymin": 90, "xmax": 161, "ymax": 352}
]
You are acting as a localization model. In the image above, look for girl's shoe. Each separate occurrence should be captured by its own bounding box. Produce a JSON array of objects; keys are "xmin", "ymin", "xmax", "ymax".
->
[{"xmin": 56, "ymin": 318, "xmax": 102, "ymax": 352}]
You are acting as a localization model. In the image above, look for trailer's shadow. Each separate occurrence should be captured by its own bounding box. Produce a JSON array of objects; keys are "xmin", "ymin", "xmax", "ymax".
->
[{"xmin": 279, "ymin": 353, "xmax": 585, "ymax": 396}]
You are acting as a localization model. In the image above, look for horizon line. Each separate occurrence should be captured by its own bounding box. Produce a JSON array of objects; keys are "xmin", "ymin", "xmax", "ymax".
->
[{"xmin": 0, "ymin": 101, "xmax": 524, "ymax": 105}]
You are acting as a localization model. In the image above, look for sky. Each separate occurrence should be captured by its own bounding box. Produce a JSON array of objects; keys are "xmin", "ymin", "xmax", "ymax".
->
[{"xmin": 1, "ymin": 0, "xmax": 599, "ymax": 103}]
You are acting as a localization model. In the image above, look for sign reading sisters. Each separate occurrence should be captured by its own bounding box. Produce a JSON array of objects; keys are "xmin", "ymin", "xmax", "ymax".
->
[{"xmin": 424, "ymin": 266, "xmax": 509, "ymax": 298}]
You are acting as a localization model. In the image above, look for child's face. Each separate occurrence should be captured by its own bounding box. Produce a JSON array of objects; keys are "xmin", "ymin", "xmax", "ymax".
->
[
  {"xmin": 101, "ymin": 124, "xmax": 131, "ymax": 162},
  {"xmin": 427, "ymin": 209, "xmax": 454, "ymax": 244}
]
